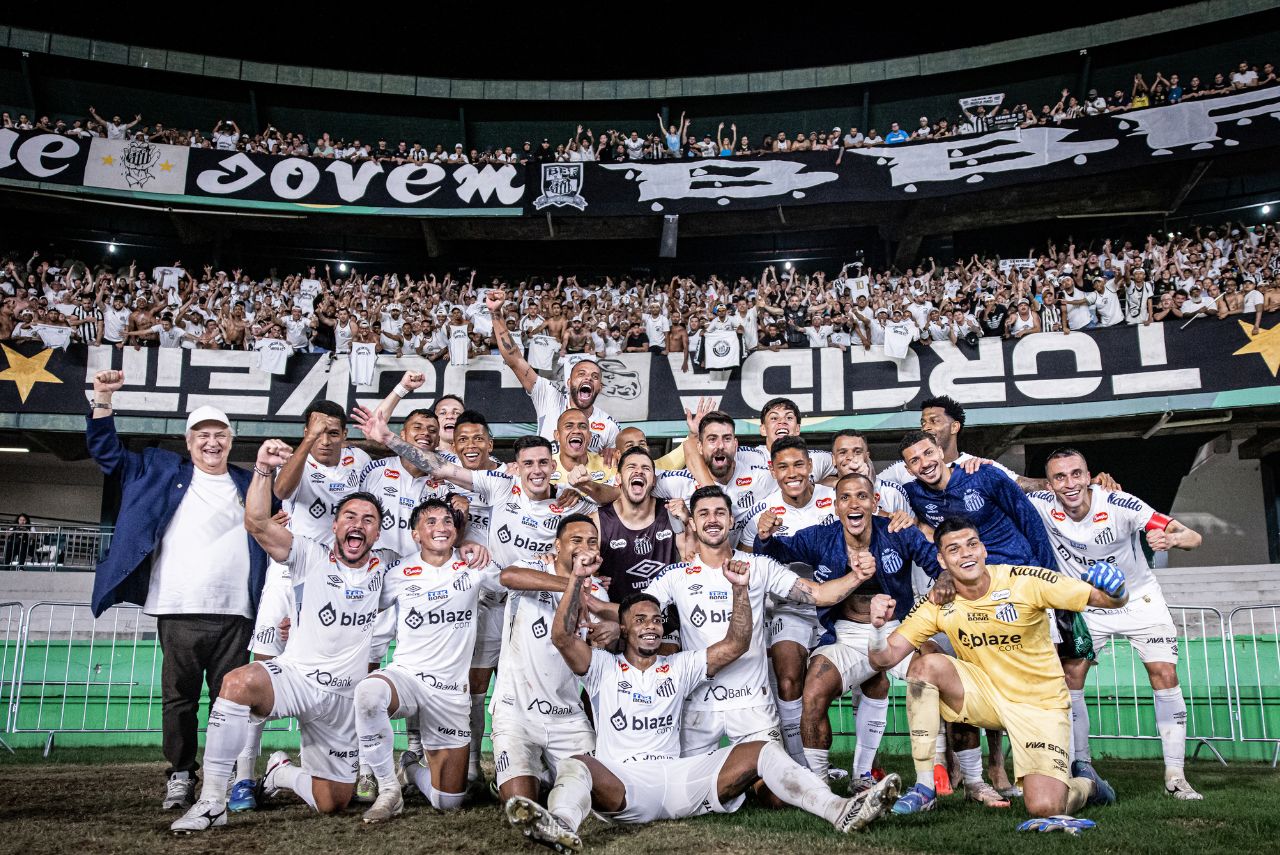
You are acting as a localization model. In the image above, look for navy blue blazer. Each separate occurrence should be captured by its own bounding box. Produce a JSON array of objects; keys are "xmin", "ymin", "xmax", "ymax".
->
[{"xmin": 86, "ymin": 415, "xmax": 272, "ymax": 618}]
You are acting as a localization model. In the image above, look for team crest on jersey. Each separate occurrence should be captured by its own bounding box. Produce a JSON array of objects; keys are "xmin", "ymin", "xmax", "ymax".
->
[
  {"xmin": 657, "ymin": 678, "xmax": 676, "ymax": 698},
  {"xmin": 1093, "ymin": 512, "xmax": 1110, "ymax": 523},
  {"xmin": 1094, "ymin": 528, "xmax": 1116, "ymax": 546},
  {"xmin": 880, "ymin": 549, "xmax": 904, "ymax": 574},
  {"xmin": 634, "ymin": 535, "xmax": 652, "ymax": 556},
  {"xmin": 495, "ymin": 751, "xmax": 509, "ymax": 773},
  {"xmin": 346, "ymin": 470, "xmax": 358, "ymax": 487},
  {"xmin": 816, "ymin": 497, "xmax": 833, "ymax": 508},
  {"xmin": 995, "ymin": 603, "xmax": 1019, "ymax": 623},
  {"xmin": 736, "ymin": 477, "xmax": 752, "ymax": 486},
  {"xmin": 542, "ymin": 517, "xmax": 560, "ymax": 532},
  {"xmin": 1051, "ymin": 509, "xmax": 1066, "ymax": 521},
  {"xmin": 963, "ymin": 490, "xmax": 985, "ymax": 513},
  {"xmin": 403, "ymin": 566, "xmax": 422, "ymax": 576}
]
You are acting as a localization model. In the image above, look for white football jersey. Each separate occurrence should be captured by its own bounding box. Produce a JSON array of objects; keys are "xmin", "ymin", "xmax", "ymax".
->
[
  {"xmin": 742, "ymin": 444, "xmax": 836, "ymax": 483},
  {"xmin": 582, "ymin": 647, "xmax": 709, "ymax": 763},
  {"xmin": 653, "ymin": 451, "xmax": 777, "ymax": 547},
  {"xmin": 1027, "ymin": 486, "xmax": 1170, "ymax": 594},
  {"xmin": 643, "ymin": 551, "xmax": 799, "ymax": 711},
  {"xmin": 446, "ymin": 468, "xmax": 504, "ymax": 605},
  {"xmin": 278, "ymin": 537, "xmax": 386, "ymax": 696},
  {"xmin": 382, "ymin": 550, "xmax": 502, "ymax": 691},
  {"xmin": 491, "ymin": 559, "xmax": 606, "ymax": 722},
  {"xmin": 360, "ymin": 457, "xmax": 450, "ymax": 558},
  {"xmin": 740, "ymin": 484, "xmax": 836, "ymax": 622},
  {"xmin": 471, "ymin": 470, "xmax": 595, "ymax": 569},
  {"xmin": 286, "ymin": 448, "xmax": 373, "ymax": 543},
  {"xmin": 878, "ymin": 452, "xmax": 1018, "ymax": 486},
  {"xmin": 529, "ymin": 376, "xmax": 620, "ymax": 454}
]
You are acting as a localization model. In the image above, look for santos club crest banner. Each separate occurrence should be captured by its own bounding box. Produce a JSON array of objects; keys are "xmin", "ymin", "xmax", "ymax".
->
[
  {"xmin": 0, "ymin": 88, "xmax": 1277, "ymax": 216},
  {"xmin": 1, "ymin": 320, "xmax": 1277, "ymax": 436}
]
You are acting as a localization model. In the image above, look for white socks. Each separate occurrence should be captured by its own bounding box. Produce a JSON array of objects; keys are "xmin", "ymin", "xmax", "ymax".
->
[
  {"xmin": 1069, "ymin": 689, "xmax": 1091, "ymax": 764},
  {"xmin": 199, "ymin": 698, "xmax": 250, "ymax": 803},
  {"xmin": 852, "ymin": 695, "xmax": 889, "ymax": 776},
  {"xmin": 235, "ymin": 717, "xmax": 265, "ymax": 782},
  {"xmin": 1154, "ymin": 686, "xmax": 1188, "ymax": 776},
  {"xmin": 802, "ymin": 748, "xmax": 830, "ymax": 781},
  {"xmin": 955, "ymin": 747, "xmax": 983, "ymax": 785},
  {"xmin": 468, "ymin": 694, "xmax": 487, "ymax": 781},
  {"xmin": 934, "ymin": 730, "xmax": 947, "ymax": 766},
  {"xmin": 354, "ymin": 678, "xmax": 397, "ymax": 789},
  {"xmin": 273, "ymin": 762, "xmax": 318, "ymax": 810},
  {"xmin": 406, "ymin": 713, "xmax": 422, "ymax": 756},
  {"xmin": 758, "ymin": 741, "xmax": 846, "ymax": 825},
  {"xmin": 777, "ymin": 698, "xmax": 805, "ymax": 765},
  {"xmin": 549, "ymin": 757, "xmax": 594, "ymax": 832}
]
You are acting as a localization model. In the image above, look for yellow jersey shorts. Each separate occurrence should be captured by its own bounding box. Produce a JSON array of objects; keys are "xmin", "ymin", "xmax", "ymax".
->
[{"xmin": 939, "ymin": 657, "xmax": 1072, "ymax": 785}]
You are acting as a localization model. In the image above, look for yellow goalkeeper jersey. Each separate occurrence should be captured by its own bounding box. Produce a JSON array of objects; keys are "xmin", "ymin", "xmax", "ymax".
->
[{"xmin": 895, "ymin": 563, "xmax": 1093, "ymax": 709}]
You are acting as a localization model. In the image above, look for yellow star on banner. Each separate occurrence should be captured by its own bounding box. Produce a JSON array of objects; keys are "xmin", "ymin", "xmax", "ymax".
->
[
  {"xmin": 1233, "ymin": 320, "xmax": 1280, "ymax": 377},
  {"xmin": 160, "ymin": 161, "xmax": 173, "ymax": 172},
  {"xmin": 101, "ymin": 155, "xmax": 114, "ymax": 165},
  {"xmin": 0, "ymin": 345, "xmax": 62, "ymax": 403}
]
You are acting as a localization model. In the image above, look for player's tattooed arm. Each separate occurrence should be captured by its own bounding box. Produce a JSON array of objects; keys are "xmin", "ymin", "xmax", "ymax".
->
[
  {"xmin": 787, "ymin": 551, "xmax": 876, "ymax": 607},
  {"xmin": 550, "ymin": 552, "xmax": 599, "ymax": 676},
  {"xmin": 706, "ymin": 559, "xmax": 752, "ymax": 677},
  {"xmin": 350, "ymin": 405, "xmax": 474, "ymax": 490}
]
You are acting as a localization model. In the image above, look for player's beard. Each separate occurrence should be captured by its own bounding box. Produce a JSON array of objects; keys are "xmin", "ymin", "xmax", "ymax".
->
[
  {"xmin": 336, "ymin": 527, "xmax": 373, "ymax": 567},
  {"xmin": 632, "ymin": 630, "xmax": 661, "ymax": 658}
]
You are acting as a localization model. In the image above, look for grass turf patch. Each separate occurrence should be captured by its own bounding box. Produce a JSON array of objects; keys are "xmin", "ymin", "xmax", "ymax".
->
[{"xmin": 0, "ymin": 750, "xmax": 1275, "ymax": 855}]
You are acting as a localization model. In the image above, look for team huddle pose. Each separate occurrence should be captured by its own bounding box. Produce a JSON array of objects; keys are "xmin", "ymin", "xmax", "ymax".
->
[{"xmin": 128, "ymin": 296, "xmax": 1202, "ymax": 843}]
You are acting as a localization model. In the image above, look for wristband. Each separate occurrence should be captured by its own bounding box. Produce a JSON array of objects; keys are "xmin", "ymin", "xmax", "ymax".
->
[
  {"xmin": 392, "ymin": 383, "xmax": 411, "ymax": 398},
  {"xmin": 90, "ymin": 401, "xmax": 113, "ymax": 410},
  {"xmin": 870, "ymin": 622, "xmax": 889, "ymax": 652},
  {"xmin": 253, "ymin": 466, "xmax": 274, "ymax": 478}
]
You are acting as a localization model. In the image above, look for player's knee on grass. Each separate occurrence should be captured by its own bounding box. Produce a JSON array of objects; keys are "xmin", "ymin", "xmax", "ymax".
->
[
  {"xmin": 313, "ymin": 782, "xmax": 355, "ymax": 814},
  {"xmin": 1021, "ymin": 776, "xmax": 1067, "ymax": 818}
]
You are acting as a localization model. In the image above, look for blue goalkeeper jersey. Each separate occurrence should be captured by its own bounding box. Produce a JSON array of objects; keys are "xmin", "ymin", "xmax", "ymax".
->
[{"xmin": 901, "ymin": 463, "xmax": 1056, "ymax": 571}]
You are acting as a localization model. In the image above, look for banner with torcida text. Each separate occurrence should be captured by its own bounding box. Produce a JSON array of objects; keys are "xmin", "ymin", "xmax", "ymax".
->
[
  {"xmin": 1, "ymin": 319, "xmax": 1276, "ymax": 437},
  {"xmin": 0, "ymin": 88, "xmax": 1278, "ymax": 216}
]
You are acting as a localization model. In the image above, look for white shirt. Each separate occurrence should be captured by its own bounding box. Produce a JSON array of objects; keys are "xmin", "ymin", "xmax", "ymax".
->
[
  {"xmin": 1061, "ymin": 288, "xmax": 1094, "ymax": 330},
  {"xmin": 277, "ymin": 537, "xmax": 386, "ymax": 696},
  {"xmin": 491, "ymin": 559, "xmax": 606, "ymax": 723},
  {"xmin": 529, "ymin": 376, "xmax": 620, "ymax": 454},
  {"xmin": 643, "ymin": 313, "xmax": 671, "ymax": 348},
  {"xmin": 287, "ymin": 448, "xmax": 374, "ymax": 544},
  {"xmin": 254, "ymin": 338, "xmax": 291, "ymax": 374},
  {"xmin": 382, "ymin": 550, "xmax": 502, "ymax": 688},
  {"xmin": 644, "ymin": 551, "xmax": 799, "ymax": 711},
  {"xmin": 471, "ymin": 470, "xmax": 595, "ymax": 568},
  {"xmin": 583, "ymin": 647, "xmax": 709, "ymax": 763},
  {"xmin": 102, "ymin": 307, "xmax": 129, "ymax": 342},
  {"xmin": 1027, "ymin": 486, "xmax": 1169, "ymax": 596},
  {"xmin": 145, "ymin": 468, "xmax": 251, "ymax": 617},
  {"xmin": 213, "ymin": 132, "xmax": 238, "ymax": 151},
  {"xmin": 361, "ymin": 457, "xmax": 449, "ymax": 558}
]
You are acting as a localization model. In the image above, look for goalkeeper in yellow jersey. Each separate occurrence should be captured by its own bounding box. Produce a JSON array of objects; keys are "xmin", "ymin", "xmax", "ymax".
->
[{"xmin": 867, "ymin": 516, "xmax": 1128, "ymax": 834}]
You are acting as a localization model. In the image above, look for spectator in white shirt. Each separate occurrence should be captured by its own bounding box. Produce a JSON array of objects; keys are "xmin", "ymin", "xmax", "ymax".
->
[
  {"xmin": 1092, "ymin": 277, "xmax": 1124, "ymax": 327},
  {"xmin": 88, "ymin": 107, "xmax": 141, "ymax": 140}
]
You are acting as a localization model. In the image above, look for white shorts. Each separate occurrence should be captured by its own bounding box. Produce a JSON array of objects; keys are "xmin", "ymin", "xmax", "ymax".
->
[
  {"xmin": 256, "ymin": 659, "xmax": 357, "ymax": 783},
  {"xmin": 249, "ymin": 563, "xmax": 293, "ymax": 657},
  {"xmin": 810, "ymin": 620, "xmax": 911, "ymax": 692},
  {"xmin": 600, "ymin": 746, "xmax": 746, "ymax": 824},
  {"xmin": 490, "ymin": 710, "xmax": 595, "ymax": 787},
  {"xmin": 374, "ymin": 664, "xmax": 472, "ymax": 750},
  {"xmin": 1084, "ymin": 584, "xmax": 1179, "ymax": 664},
  {"xmin": 766, "ymin": 605, "xmax": 821, "ymax": 650},
  {"xmin": 370, "ymin": 609, "xmax": 396, "ymax": 666},
  {"xmin": 680, "ymin": 702, "xmax": 780, "ymax": 757},
  {"xmin": 471, "ymin": 597, "xmax": 506, "ymax": 669}
]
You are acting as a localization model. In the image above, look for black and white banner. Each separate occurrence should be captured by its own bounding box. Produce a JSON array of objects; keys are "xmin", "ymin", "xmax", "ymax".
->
[
  {"xmin": 1, "ymin": 88, "xmax": 1277, "ymax": 216},
  {"xmin": 2, "ymin": 319, "xmax": 1276, "ymax": 433}
]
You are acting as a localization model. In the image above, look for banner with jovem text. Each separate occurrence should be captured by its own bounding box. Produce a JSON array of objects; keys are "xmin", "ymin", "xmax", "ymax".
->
[
  {"xmin": 1, "ymin": 319, "xmax": 1276, "ymax": 435},
  {"xmin": 1, "ymin": 88, "xmax": 1278, "ymax": 216}
]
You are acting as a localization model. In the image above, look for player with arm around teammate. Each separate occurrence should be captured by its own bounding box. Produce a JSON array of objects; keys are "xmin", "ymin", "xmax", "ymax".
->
[
  {"xmin": 171, "ymin": 440, "xmax": 387, "ymax": 833},
  {"xmin": 354, "ymin": 498, "xmax": 504, "ymax": 823},
  {"xmin": 1031, "ymin": 448, "xmax": 1205, "ymax": 800},
  {"xmin": 867, "ymin": 517, "xmax": 1127, "ymax": 832},
  {"xmin": 503, "ymin": 549, "xmax": 901, "ymax": 852}
]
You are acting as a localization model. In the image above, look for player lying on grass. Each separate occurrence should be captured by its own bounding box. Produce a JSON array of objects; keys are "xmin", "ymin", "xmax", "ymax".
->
[
  {"xmin": 503, "ymin": 548, "xmax": 900, "ymax": 852},
  {"xmin": 867, "ymin": 516, "xmax": 1128, "ymax": 833}
]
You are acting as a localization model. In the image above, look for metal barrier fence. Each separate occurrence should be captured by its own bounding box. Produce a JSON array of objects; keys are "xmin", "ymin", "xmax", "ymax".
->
[
  {"xmin": 0, "ymin": 526, "xmax": 114, "ymax": 572},
  {"xmin": 0, "ymin": 599, "xmax": 1275, "ymax": 766},
  {"xmin": 1228, "ymin": 604, "xmax": 1280, "ymax": 767}
]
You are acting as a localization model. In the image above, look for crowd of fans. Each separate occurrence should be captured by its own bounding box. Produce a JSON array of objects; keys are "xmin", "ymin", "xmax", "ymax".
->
[
  {"xmin": 0, "ymin": 58, "xmax": 1273, "ymax": 165},
  {"xmin": 2, "ymin": 223, "xmax": 1275, "ymax": 369}
]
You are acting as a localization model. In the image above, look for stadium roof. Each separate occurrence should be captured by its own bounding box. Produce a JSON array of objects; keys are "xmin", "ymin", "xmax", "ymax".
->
[{"xmin": 2, "ymin": 4, "xmax": 1199, "ymax": 80}]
